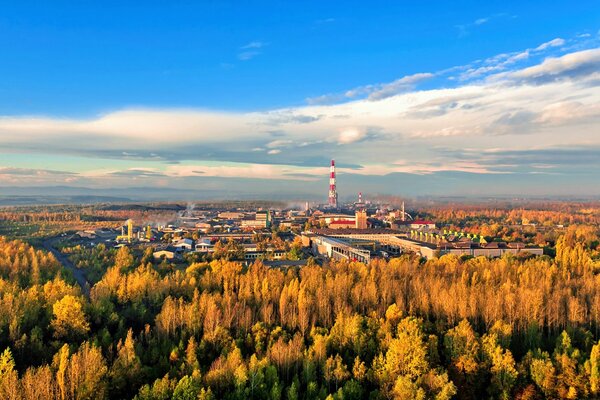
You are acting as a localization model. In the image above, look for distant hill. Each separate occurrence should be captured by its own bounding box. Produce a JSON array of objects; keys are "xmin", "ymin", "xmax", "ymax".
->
[
  {"xmin": 0, "ymin": 185, "xmax": 322, "ymax": 206},
  {"xmin": 0, "ymin": 195, "xmax": 133, "ymax": 206}
]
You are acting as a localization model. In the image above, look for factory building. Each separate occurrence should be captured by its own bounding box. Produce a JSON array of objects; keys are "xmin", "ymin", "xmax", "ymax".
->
[
  {"xmin": 173, "ymin": 238, "xmax": 193, "ymax": 251},
  {"xmin": 116, "ymin": 219, "xmax": 134, "ymax": 243},
  {"xmin": 241, "ymin": 210, "xmax": 272, "ymax": 229},
  {"xmin": 153, "ymin": 246, "xmax": 177, "ymax": 260},
  {"xmin": 304, "ymin": 228, "xmax": 544, "ymax": 261},
  {"xmin": 393, "ymin": 219, "xmax": 436, "ymax": 230},
  {"xmin": 305, "ymin": 233, "xmax": 371, "ymax": 263},
  {"xmin": 328, "ymin": 220, "xmax": 356, "ymax": 229},
  {"xmin": 218, "ymin": 211, "xmax": 246, "ymax": 219},
  {"xmin": 355, "ymin": 209, "xmax": 368, "ymax": 229}
]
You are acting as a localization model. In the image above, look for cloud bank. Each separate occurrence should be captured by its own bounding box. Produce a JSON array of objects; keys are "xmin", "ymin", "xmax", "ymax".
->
[{"xmin": 1, "ymin": 34, "xmax": 600, "ymax": 197}]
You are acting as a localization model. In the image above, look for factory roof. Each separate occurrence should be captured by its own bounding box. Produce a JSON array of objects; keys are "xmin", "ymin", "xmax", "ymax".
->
[
  {"xmin": 396, "ymin": 219, "xmax": 435, "ymax": 225},
  {"xmin": 261, "ymin": 260, "xmax": 309, "ymax": 268},
  {"xmin": 312, "ymin": 228, "xmax": 403, "ymax": 235},
  {"xmin": 319, "ymin": 213, "xmax": 354, "ymax": 218},
  {"xmin": 329, "ymin": 220, "xmax": 355, "ymax": 225}
]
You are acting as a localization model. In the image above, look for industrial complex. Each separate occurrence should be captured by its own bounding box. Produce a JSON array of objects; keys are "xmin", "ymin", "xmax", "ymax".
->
[{"xmin": 70, "ymin": 159, "xmax": 543, "ymax": 264}]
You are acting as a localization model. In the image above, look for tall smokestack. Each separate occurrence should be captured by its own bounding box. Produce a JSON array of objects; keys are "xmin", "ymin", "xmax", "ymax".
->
[
  {"xmin": 358, "ymin": 192, "xmax": 362, "ymax": 204},
  {"xmin": 127, "ymin": 219, "xmax": 133, "ymax": 243},
  {"xmin": 328, "ymin": 160, "xmax": 338, "ymax": 208},
  {"xmin": 401, "ymin": 201, "xmax": 406, "ymax": 222}
]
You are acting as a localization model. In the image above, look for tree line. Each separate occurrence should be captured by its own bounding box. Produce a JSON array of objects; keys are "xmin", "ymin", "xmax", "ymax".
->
[{"xmin": 0, "ymin": 224, "xmax": 598, "ymax": 398}]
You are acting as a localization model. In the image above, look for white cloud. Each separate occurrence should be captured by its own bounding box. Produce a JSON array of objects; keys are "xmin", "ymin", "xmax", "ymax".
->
[
  {"xmin": 162, "ymin": 163, "xmax": 325, "ymax": 181},
  {"xmin": 337, "ymin": 127, "xmax": 366, "ymax": 144},
  {"xmin": 238, "ymin": 41, "xmax": 267, "ymax": 60},
  {"xmin": 241, "ymin": 41, "xmax": 265, "ymax": 49},
  {"xmin": 536, "ymin": 101, "xmax": 600, "ymax": 125},
  {"xmin": 1, "ymin": 37, "xmax": 599, "ymax": 185},
  {"xmin": 367, "ymin": 73, "xmax": 435, "ymax": 100},
  {"xmin": 506, "ymin": 48, "xmax": 600, "ymax": 82},
  {"xmin": 0, "ymin": 167, "xmax": 80, "ymax": 184},
  {"xmin": 266, "ymin": 139, "xmax": 293, "ymax": 148},
  {"xmin": 535, "ymin": 38, "xmax": 565, "ymax": 51},
  {"xmin": 308, "ymin": 72, "xmax": 434, "ymax": 103},
  {"xmin": 455, "ymin": 13, "xmax": 513, "ymax": 37},
  {"xmin": 458, "ymin": 37, "xmax": 569, "ymax": 81}
]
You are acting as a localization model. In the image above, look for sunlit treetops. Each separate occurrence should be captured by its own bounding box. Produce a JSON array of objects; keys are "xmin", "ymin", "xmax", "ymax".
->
[{"xmin": 0, "ymin": 228, "xmax": 598, "ymax": 398}]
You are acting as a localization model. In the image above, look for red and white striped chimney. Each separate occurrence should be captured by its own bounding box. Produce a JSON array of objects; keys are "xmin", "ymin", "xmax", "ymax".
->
[{"xmin": 328, "ymin": 159, "xmax": 338, "ymax": 208}]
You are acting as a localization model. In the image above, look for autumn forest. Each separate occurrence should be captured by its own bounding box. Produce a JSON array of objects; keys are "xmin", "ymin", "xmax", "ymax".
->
[{"xmin": 0, "ymin": 203, "xmax": 599, "ymax": 400}]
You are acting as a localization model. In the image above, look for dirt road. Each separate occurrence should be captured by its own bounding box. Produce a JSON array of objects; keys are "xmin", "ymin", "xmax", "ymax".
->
[{"xmin": 42, "ymin": 237, "xmax": 90, "ymax": 298}]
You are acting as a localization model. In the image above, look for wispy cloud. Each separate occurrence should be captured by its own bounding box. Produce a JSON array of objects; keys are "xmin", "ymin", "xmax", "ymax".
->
[
  {"xmin": 501, "ymin": 48, "xmax": 600, "ymax": 84},
  {"xmin": 308, "ymin": 34, "xmax": 588, "ymax": 104},
  {"xmin": 238, "ymin": 41, "xmax": 267, "ymax": 61},
  {"xmin": 455, "ymin": 13, "xmax": 514, "ymax": 37},
  {"xmin": 241, "ymin": 41, "xmax": 265, "ymax": 49},
  {"xmin": 535, "ymin": 37, "xmax": 565, "ymax": 51},
  {"xmin": 307, "ymin": 72, "xmax": 434, "ymax": 104},
  {"xmin": 0, "ymin": 167, "xmax": 80, "ymax": 184},
  {"xmin": 457, "ymin": 37, "xmax": 574, "ymax": 81},
  {"xmin": 349, "ymin": 72, "xmax": 435, "ymax": 100}
]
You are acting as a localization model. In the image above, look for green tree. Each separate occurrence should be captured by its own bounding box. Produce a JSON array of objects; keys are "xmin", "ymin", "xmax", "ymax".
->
[{"xmin": 172, "ymin": 376, "xmax": 201, "ymax": 400}]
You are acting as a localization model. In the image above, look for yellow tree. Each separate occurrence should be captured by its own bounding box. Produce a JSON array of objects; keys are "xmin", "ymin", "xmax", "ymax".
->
[
  {"xmin": 443, "ymin": 319, "xmax": 482, "ymax": 397},
  {"xmin": 482, "ymin": 332, "xmax": 518, "ymax": 399},
  {"xmin": 324, "ymin": 354, "xmax": 349, "ymax": 391},
  {"xmin": 114, "ymin": 246, "xmax": 134, "ymax": 271},
  {"xmin": 51, "ymin": 295, "xmax": 90, "ymax": 340},
  {"xmin": 529, "ymin": 352, "xmax": 556, "ymax": 399},
  {"xmin": 67, "ymin": 342, "xmax": 108, "ymax": 400},
  {"xmin": 0, "ymin": 348, "xmax": 20, "ymax": 400},
  {"xmin": 373, "ymin": 316, "xmax": 429, "ymax": 396},
  {"xmin": 588, "ymin": 341, "xmax": 600, "ymax": 395},
  {"xmin": 54, "ymin": 344, "xmax": 70, "ymax": 400},
  {"xmin": 21, "ymin": 365, "xmax": 57, "ymax": 400},
  {"xmin": 110, "ymin": 328, "xmax": 142, "ymax": 397}
]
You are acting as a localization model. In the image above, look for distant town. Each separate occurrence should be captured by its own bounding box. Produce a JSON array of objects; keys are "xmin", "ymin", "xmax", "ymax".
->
[{"xmin": 60, "ymin": 160, "xmax": 543, "ymax": 269}]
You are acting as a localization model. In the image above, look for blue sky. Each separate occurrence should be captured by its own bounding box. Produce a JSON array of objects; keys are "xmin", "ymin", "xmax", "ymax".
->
[{"xmin": 1, "ymin": 1, "xmax": 600, "ymax": 199}]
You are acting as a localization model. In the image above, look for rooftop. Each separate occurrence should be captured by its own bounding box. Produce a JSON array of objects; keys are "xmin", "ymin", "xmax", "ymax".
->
[
  {"xmin": 396, "ymin": 219, "xmax": 435, "ymax": 225},
  {"xmin": 329, "ymin": 220, "xmax": 355, "ymax": 225},
  {"xmin": 312, "ymin": 228, "xmax": 403, "ymax": 235}
]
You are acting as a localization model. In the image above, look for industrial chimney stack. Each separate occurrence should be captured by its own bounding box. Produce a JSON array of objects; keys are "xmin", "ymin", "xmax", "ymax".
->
[{"xmin": 328, "ymin": 160, "xmax": 338, "ymax": 208}]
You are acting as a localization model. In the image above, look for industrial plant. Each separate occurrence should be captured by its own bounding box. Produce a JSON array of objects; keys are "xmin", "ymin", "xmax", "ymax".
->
[{"xmin": 66, "ymin": 158, "xmax": 543, "ymax": 265}]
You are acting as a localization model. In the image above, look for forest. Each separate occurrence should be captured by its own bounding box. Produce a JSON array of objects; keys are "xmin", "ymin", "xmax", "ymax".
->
[{"xmin": 0, "ymin": 222, "xmax": 599, "ymax": 399}]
